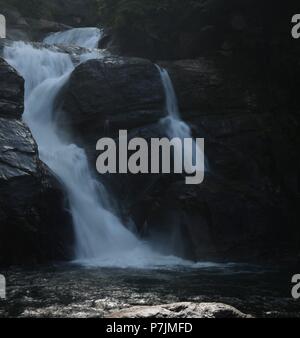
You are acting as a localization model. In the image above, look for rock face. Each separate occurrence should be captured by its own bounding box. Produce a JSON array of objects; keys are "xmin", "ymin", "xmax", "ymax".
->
[
  {"xmin": 61, "ymin": 48, "xmax": 299, "ymax": 263},
  {"xmin": 107, "ymin": 302, "xmax": 251, "ymax": 319},
  {"xmin": 0, "ymin": 58, "xmax": 74, "ymax": 266},
  {"xmin": 0, "ymin": 58, "xmax": 24, "ymax": 119},
  {"xmin": 62, "ymin": 57, "xmax": 165, "ymax": 149},
  {"xmin": 155, "ymin": 55, "xmax": 299, "ymax": 262},
  {"xmin": 61, "ymin": 58, "xmax": 168, "ymax": 220}
]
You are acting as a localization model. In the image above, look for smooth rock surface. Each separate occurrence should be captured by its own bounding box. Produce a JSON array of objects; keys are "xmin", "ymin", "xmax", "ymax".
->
[
  {"xmin": 62, "ymin": 57, "xmax": 165, "ymax": 141},
  {"xmin": 0, "ymin": 58, "xmax": 24, "ymax": 119},
  {"xmin": 107, "ymin": 302, "xmax": 251, "ymax": 318}
]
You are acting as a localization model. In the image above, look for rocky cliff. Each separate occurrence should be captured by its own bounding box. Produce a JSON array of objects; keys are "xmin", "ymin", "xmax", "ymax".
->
[{"xmin": 60, "ymin": 51, "xmax": 299, "ymax": 262}]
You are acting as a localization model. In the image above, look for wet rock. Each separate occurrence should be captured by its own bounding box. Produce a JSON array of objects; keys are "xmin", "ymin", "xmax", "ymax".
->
[
  {"xmin": 158, "ymin": 58, "xmax": 259, "ymax": 120},
  {"xmin": 62, "ymin": 57, "xmax": 165, "ymax": 149},
  {"xmin": 153, "ymin": 53, "xmax": 299, "ymax": 262},
  {"xmin": 107, "ymin": 302, "xmax": 251, "ymax": 318},
  {"xmin": 0, "ymin": 58, "xmax": 24, "ymax": 119},
  {"xmin": 62, "ymin": 57, "xmax": 168, "ymax": 226},
  {"xmin": 0, "ymin": 117, "xmax": 74, "ymax": 266}
]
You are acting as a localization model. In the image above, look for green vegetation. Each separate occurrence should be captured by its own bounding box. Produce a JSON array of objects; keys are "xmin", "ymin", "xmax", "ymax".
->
[
  {"xmin": 0, "ymin": 0, "xmax": 222, "ymax": 58},
  {"xmin": 95, "ymin": 0, "xmax": 218, "ymax": 58},
  {"xmin": 0, "ymin": 0, "xmax": 57, "ymax": 19},
  {"xmin": 97, "ymin": 0, "xmax": 209, "ymax": 38}
]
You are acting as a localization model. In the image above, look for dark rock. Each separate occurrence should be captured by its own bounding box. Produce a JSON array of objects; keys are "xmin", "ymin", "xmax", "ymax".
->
[
  {"xmin": 61, "ymin": 58, "xmax": 168, "ymax": 227},
  {"xmin": 0, "ymin": 116, "xmax": 74, "ymax": 266},
  {"xmin": 25, "ymin": 18, "xmax": 72, "ymax": 41},
  {"xmin": 158, "ymin": 58, "xmax": 259, "ymax": 121},
  {"xmin": 103, "ymin": 0, "xmax": 300, "ymax": 61},
  {"xmin": 0, "ymin": 117, "xmax": 74, "ymax": 266},
  {"xmin": 62, "ymin": 57, "xmax": 165, "ymax": 150},
  {"xmin": 60, "ymin": 50, "xmax": 299, "ymax": 263},
  {"xmin": 148, "ymin": 55, "xmax": 300, "ymax": 262},
  {"xmin": 44, "ymin": 0, "xmax": 101, "ymax": 27},
  {"xmin": 0, "ymin": 58, "xmax": 24, "ymax": 119}
]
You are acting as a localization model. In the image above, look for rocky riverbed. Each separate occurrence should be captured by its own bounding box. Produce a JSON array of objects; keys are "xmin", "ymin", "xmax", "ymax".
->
[{"xmin": 0, "ymin": 264, "xmax": 299, "ymax": 318}]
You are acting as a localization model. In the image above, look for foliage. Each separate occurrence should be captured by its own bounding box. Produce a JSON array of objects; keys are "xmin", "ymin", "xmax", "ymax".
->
[
  {"xmin": 96, "ymin": 0, "xmax": 208, "ymax": 39},
  {"xmin": 0, "ymin": 0, "xmax": 57, "ymax": 19}
]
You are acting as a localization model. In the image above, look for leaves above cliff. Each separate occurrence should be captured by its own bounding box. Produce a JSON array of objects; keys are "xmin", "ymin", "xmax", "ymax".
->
[
  {"xmin": 97, "ymin": 0, "xmax": 210, "ymax": 38},
  {"xmin": 0, "ymin": 0, "xmax": 57, "ymax": 19}
]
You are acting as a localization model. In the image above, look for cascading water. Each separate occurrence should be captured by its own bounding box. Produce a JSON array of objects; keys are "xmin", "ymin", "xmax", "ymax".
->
[
  {"xmin": 3, "ymin": 29, "xmax": 196, "ymax": 268},
  {"xmin": 44, "ymin": 27, "xmax": 103, "ymax": 49},
  {"xmin": 156, "ymin": 66, "xmax": 206, "ymax": 176}
]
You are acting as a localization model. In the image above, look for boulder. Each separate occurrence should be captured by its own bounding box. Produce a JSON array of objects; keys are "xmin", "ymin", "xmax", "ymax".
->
[
  {"xmin": 0, "ymin": 118, "xmax": 74, "ymax": 266},
  {"xmin": 62, "ymin": 57, "xmax": 165, "ymax": 150},
  {"xmin": 107, "ymin": 302, "xmax": 251, "ymax": 319}
]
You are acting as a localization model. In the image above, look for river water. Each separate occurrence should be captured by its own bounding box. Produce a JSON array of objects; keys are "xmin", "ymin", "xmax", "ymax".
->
[{"xmin": 0, "ymin": 264, "xmax": 299, "ymax": 318}]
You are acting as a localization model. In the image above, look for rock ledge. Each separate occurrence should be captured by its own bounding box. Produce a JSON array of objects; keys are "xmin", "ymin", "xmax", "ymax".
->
[{"xmin": 106, "ymin": 302, "xmax": 252, "ymax": 319}]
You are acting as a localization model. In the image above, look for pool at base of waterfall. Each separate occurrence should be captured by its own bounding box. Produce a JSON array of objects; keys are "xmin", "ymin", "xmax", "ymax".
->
[{"xmin": 0, "ymin": 264, "xmax": 299, "ymax": 318}]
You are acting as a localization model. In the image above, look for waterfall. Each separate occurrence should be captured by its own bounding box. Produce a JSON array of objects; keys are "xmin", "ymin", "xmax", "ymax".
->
[
  {"xmin": 44, "ymin": 27, "xmax": 103, "ymax": 49},
  {"xmin": 156, "ymin": 66, "xmax": 206, "ymax": 177},
  {"xmin": 3, "ymin": 30, "xmax": 193, "ymax": 268}
]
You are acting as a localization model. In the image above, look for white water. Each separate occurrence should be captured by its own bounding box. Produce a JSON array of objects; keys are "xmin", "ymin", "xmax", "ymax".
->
[
  {"xmin": 157, "ymin": 66, "xmax": 206, "ymax": 175},
  {"xmin": 44, "ymin": 27, "xmax": 103, "ymax": 49},
  {"xmin": 3, "ymin": 30, "xmax": 205, "ymax": 269}
]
